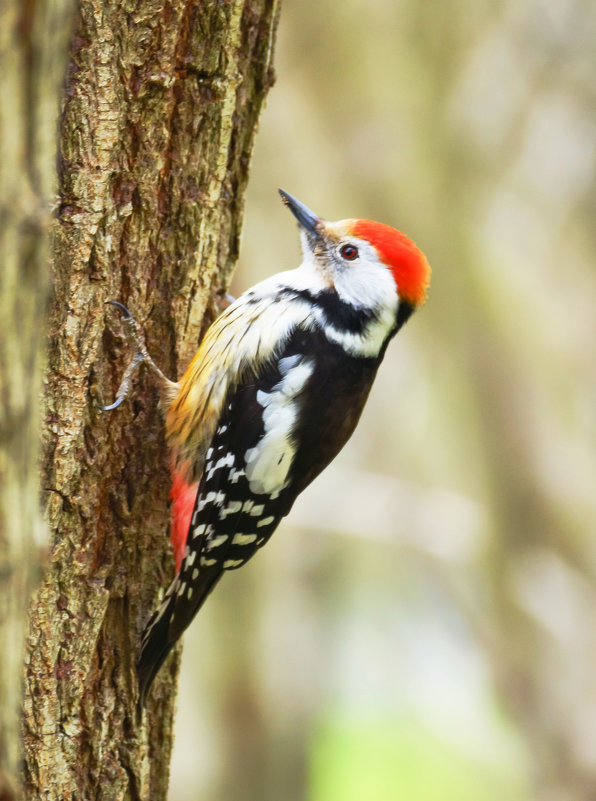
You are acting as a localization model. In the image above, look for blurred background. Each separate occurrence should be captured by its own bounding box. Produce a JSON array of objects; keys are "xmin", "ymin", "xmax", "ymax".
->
[{"xmin": 170, "ymin": 0, "xmax": 596, "ymax": 799}]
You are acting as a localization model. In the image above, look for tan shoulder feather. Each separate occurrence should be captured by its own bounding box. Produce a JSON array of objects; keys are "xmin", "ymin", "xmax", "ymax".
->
[{"xmin": 166, "ymin": 294, "xmax": 312, "ymax": 483}]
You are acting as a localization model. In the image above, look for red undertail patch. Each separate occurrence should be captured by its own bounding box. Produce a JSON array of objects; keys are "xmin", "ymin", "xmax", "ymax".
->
[{"xmin": 170, "ymin": 469, "xmax": 198, "ymax": 574}]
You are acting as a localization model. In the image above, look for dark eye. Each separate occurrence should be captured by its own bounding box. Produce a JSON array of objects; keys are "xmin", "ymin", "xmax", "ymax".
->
[{"xmin": 339, "ymin": 244, "xmax": 359, "ymax": 261}]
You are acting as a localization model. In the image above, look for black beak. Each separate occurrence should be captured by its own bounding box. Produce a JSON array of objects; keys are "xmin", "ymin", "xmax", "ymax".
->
[{"xmin": 278, "ymin": 189, "xmax": 322, "ymax": 237}]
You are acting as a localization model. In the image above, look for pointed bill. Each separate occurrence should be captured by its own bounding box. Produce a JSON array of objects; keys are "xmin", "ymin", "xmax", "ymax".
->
[{"xmin": 278, "ymin": 189, "xmax": 323, "ymax": 238}]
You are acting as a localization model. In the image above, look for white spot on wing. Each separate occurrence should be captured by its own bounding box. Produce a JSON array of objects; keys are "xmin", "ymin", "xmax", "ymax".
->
[
  {"xmin": 278, "ymin": 354, "xmax": 301, "ymax": 375},
  {"xmin": 224, "ymin": 559, "xmax": 244, "ymax": 568},
  {"xmin": 232, "ymin": 533, "xmax": 257, "ymax": 545},
  {"xmin": 207, "ymin": 452, "xmax": 235, "ymax": 480},
  {"xmin": 219, "ymin": 500, "xmax": 242, "ymax": 519},
  {"xmin": 257, "ymin": 516, "xmax": 275, "ymax": 528},
  {"xmin": 256, "ymin": 389, "xmax": 269, "ymax": 407},
  {"xmin": 206, "ymin": 534, "xmax": 228, "ymax": 550},
  {"xmin": 230, "ymin": 468, "xmax": 246, "ymax": 484},
  {"xmin": 197, "ymin": 491, "xmax": 226, "ymax": 511},
  {"xmin": 244, "ymin": 358, "xmax": 313, "ymax": 494}
]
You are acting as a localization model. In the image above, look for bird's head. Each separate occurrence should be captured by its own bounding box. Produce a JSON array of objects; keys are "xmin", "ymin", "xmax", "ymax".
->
[{"xmin": 279, "ymin": 189, "xmax": 431, "ymax": 314}]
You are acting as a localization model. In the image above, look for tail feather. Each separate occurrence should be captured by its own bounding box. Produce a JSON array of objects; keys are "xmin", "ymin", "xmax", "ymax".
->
[
  {"xmin": 137, "ymin": 569, "xmax": 223, "ymax": 708},
  {"xmin": 137, "ymin": 591, "xmax": 177, "ymax": 708}
]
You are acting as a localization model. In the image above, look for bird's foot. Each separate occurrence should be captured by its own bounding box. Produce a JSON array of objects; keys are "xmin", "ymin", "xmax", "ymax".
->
[{"xmin": 99, "ymin": 301, "xmax": 177, "ymax": 411}]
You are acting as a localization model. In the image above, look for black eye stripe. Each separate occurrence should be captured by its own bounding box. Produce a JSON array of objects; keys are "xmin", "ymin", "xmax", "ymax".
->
[{"xmin": 339, "ymin": 244, "xmax": 359, "ymax": 261}]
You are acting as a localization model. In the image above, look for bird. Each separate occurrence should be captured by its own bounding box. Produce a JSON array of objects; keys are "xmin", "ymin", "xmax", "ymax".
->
[{"xmin": 101, "ymin": 189, "xmax": 431, "ymax": 706}]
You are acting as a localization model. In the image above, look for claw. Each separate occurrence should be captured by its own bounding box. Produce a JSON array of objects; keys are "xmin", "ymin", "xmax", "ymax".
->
[
  {"xmin": 105, "ymin": 299, "xmax": 133, "ymax": 319},
  {"xmin": 98, "ymin": 397, "xmax": 125, "ymax": 412},
  {"xmin": 98, "ymin": 348, "xmax": 146, "ymax": 411},
  {"xmin": 99, "ymin": 300, "xmax": 178, "ymax": 412}
]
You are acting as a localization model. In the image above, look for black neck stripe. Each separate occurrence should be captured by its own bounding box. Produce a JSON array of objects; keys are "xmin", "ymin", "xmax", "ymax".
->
[
  {"xmin": 395, "ymin": 300, "xmax": 415, "ymax": 332},
  {"xmin": 280, "ymin": 287, "xmax": 376, "ymax": 334}
]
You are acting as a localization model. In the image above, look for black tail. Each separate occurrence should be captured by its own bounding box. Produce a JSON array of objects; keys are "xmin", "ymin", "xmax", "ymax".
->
[
  {"xmin": 137, "ymin": 568, "xmax": 223, "ymax": 710},
  {"xmin": 137, "ymin": 593, "xmax": 177, "ymax": 710}
]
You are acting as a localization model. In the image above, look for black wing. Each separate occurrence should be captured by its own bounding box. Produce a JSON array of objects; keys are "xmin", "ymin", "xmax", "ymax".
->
[{"xmin": 138, "ymin": 328, "xmax": 379, "ymax": 704}]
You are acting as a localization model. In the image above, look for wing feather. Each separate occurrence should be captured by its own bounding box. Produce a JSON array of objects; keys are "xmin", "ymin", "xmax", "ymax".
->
[{"xmin": 166, "ymin": 289, "xmax": 313, "ymax": 482}]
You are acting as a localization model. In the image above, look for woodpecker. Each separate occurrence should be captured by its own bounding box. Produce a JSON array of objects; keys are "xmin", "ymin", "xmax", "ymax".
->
[{"xmin": 102, "ymin": 190, "xmax": 431, "ymax": 705}]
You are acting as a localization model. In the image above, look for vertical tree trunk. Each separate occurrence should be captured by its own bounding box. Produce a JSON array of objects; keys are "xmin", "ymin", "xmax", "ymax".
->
[
  {"xmin": 0, "ymin": 2, "xmax": 72, "ymax": 798},
  {"xmin": 21, "ymin": 1, "xmax": 279, "ymax": 799}
]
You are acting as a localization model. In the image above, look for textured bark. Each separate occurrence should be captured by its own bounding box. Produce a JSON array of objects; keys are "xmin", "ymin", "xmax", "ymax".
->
[
  {"xmin": 0, "ymin": 2, "xmax": 72, "ymax": 799},
  {"xmin": 21, "ymin": 1, "xmax": 279, "ymax": 799}
]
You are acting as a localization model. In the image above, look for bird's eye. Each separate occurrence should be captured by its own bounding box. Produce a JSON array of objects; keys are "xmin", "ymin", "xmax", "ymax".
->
[{"xmin": 339, "ymin": 244, "xmax": 359, "ymax": 261}]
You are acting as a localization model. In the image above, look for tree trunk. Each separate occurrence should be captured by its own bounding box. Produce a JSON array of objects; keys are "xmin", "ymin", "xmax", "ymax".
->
[
  {"xmin": 21, "ymin": 1, "xmax": 279, "ymax": 799},
  {"xmin": 0, "ymin": 1, "xmax": 72, "ymax": 798}
]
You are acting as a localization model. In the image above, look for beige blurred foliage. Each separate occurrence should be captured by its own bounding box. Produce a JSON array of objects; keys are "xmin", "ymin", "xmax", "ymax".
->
[{"xmin": 171, "ymin": 1, "xmax": 596, "ymax": 800}]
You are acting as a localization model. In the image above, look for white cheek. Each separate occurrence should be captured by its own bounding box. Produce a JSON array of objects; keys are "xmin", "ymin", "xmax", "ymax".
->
[
  {"xmin": 325, "ymin": 259, "xmax": 398, "ymax": 356},
  {"xmin": 334, "ymin": 254, "xmax": 396, "ymax": 311}
]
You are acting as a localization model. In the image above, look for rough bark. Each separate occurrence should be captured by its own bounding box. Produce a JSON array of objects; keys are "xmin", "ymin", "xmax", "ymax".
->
[
  {"xmin": 0, "ymin": 2, "xmax": 72, "ymax": 799},
  {"xmin": 21, "ymin": 1, "xmax": 279, "ymax": 799}
]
